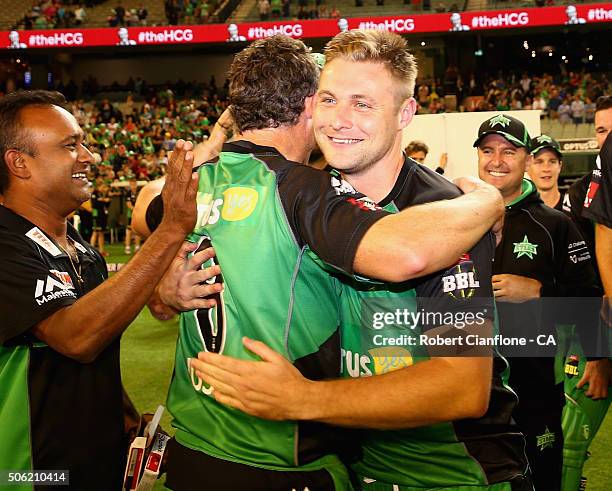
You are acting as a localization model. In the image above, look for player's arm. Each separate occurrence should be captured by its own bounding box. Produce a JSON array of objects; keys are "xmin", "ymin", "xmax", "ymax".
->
[
  {"xmin": 355, "ymin": 180, "xmax": 503, "ymax": 281},
  {"xmin": 194, "ymin": 339, "xmax": 491, "ymax": 428},
  {"xmin": 131, "ymin": 176, "xmax": 165, "ymax": 238},
  {"xmin": 31, "ymin": 141, "xmax": 198, "ymax": 363},
  {"xmin": 283, "ymin": 166, "xmax": 504, "ymax": 283}
]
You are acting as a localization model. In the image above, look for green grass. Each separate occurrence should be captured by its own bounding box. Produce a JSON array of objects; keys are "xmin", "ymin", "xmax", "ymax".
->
[{"xmin": 107, "ymin": 244, "xmax": 612, "ymax": 490}]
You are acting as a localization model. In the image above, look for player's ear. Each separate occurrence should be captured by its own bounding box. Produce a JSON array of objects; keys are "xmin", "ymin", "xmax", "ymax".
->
[
  {"xmin": 398, "ymin": 97, "xmax": 416, "ymax": 130},
  {"xmin": 304, "ymin": 94, "xmax": 316, "ymax": 120},
  {"xmin": 524, "ymin": 152, "xmax": 534, "ymax": 172},
  {"xmin": 4, "ymin": 149, "xmax": 32, "ymax": 181}
]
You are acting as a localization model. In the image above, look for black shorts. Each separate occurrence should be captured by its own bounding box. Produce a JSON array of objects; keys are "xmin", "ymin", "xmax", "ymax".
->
[{"xmin": 165, "ymin": 438, "xmax": 336, "ymax": 491}]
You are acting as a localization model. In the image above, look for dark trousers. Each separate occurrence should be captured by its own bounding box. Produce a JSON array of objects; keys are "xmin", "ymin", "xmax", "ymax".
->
[{"xmin": 165, "ymin": 438, "xmax": 337, "ymax": 491}]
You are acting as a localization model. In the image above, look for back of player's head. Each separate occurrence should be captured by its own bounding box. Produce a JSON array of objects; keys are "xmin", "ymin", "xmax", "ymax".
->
[
  {"xmin": 324, "ymin": 30, "xmax": 417, "ymax": 101},
  {"xmin": 0, "ymin": 90, "xmax": 67, "ymax": 193},
  {"xmin": 596, "ymin": 95, "xmax": 612, "ymax": 113},
  {"xmin": 405, "ymin": 140, "xmax": 429, "ymax": 156},
  {"xmin": 228, "ymin": 35, "xmax": 318, "ymax": 133}
]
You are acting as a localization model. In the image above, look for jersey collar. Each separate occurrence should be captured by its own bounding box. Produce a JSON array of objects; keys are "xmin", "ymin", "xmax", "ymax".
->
[
  {"xmin": 377, "ymin": 155, "xmax": 416, "ymax": 208},
  {"xmin": 0, "ymin": 205, "xmax": 92, "ymax": 259}
]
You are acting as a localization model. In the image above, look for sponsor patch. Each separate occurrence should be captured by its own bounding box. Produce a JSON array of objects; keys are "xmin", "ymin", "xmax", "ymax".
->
[
  {"xmin": 368, "ymin": 347, "xmax": 413, "ymax": 375},
  {"xmin": 583, "ymin": 175, "xmax": 600, "ymax": 209},
  {"xmin": 442, "ymin": 260, "xmax": 480, "ymax": 299},
  {"xmin": 34, "ymin": 270, "xmax": 76, "ymax": 305},
  {"xmin": 330, "ymin": 175, "xmax": 356, "ymax": 195},
  {"xmin": 26, "ymin": 227, "xmax": 62, "ymax": 256},
  {"xmin": 567, "ymin": 240, "xmax": 591, "ymax": 263},
  {"xmin": 221, "ymin": 187, "xmax": 258, "ymax": 221},
  {"xmin": 346, "ymin": 196, "xmax": 381, "ymax": 212}
]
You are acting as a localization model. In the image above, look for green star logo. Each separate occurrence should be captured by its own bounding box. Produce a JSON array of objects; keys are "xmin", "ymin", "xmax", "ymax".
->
[
  {"xmin": 536, "ymin": 426, "xmax": 556, "ymax": 451},
  {"xmin": 489, "ymin": 114, "xmax": 511, "ymax": 128},
  {"xmin": 536, "ymin": 135, "xmax": 553, "ymax": 144},
  {"xmin": 513, "ymin": 235, "xmax": 538, "ymax": 259}
]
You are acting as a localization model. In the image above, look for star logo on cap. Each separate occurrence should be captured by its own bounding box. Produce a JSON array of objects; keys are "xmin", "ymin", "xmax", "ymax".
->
[
  {"xmin": 513, "ymin": 235, "xmax": 538, "ymax": 260},
  {"xmin": 536, "ymin": 135, "xmax": 553, "ymax": 144},
  {"xmin": 489, "ymin": 114, "xmax": 511, "ymax": 128}
]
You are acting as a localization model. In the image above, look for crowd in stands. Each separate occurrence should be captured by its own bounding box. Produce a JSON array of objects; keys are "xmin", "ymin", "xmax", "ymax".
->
[
  {"xmin": 256, "ymin": 0, "xmax": 343, "ymax": 21},
  {"xmin": 415, "ymin": 69, "xmax": 610, "ymax": 124},
  {"xmin": 163, "ymin": 0, "xmax": 219, "ymax": 25},
  {"xmin": 107, "ymin": 2, "xmax": 149, "ymax": 26},
  {"xmin": 60, "ymin": 77, "xmax": 227, "ymax": 250},
  {"xmin": 21, "ymin": 0, "xmax": 95, "ymax": 29}
]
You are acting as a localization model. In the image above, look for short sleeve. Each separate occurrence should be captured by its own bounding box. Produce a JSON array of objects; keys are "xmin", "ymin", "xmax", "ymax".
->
[
  {"xmin": 278, "ymin": 165, "xmax": 390, "ymax": 276},
  {"xmin": 0, "ymin": 235, "xmax": 77, "ymax": 345}
]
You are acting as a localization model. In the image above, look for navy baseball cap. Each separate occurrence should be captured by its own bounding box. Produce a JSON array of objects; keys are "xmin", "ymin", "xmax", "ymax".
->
[
  {"xmin": 530, "ymin": 134, "xmax": 563, "ymax": 159},
  {"xmin": 473, "ymin": 114, "xmax": 531, "ymax": 150}
]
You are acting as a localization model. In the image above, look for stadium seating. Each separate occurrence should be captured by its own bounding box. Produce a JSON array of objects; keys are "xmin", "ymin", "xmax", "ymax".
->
[
  {"xmin": 237, "ymin": 0, "xmax": 462, "ymax": 23},
  {"xmin": 84, "ymin": 1, "xmax": 167, "ymax": 28},
  {"xmin": 0, "ymin": 0, "xmax": 33, "ymax": 30}
]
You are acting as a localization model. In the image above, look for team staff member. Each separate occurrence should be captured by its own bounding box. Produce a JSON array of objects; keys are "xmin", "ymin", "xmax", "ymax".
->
[
  {"xmin": 404, "ymin": 140, "xmax": 448, "ymax": 174},
  {"xmin": 188, "ymin": 31, "xmax": 530, "ymax": 490},
  {"xmin": 526, "ymin": 134, "xmax": 610, "ymax": 491},
  {"xmin": 145, "ymin": 35, "xmax": 506, "ymax": 491},
  {"xmin": 0, "ymin": 90, "xmax": 198, "ymax": 490},
  {"xmin": 474, "ymin": 114, "xmax": 599, "ymax": 491},
  {"xmin": 527, "ymin": 135, "xmax": 565, "ymax": 210}
]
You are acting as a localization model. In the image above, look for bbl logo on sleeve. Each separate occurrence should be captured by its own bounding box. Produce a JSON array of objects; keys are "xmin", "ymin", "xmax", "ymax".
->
[{"xmin": 441, "ymin": 254, "xmax": 480, "ymax": 299}]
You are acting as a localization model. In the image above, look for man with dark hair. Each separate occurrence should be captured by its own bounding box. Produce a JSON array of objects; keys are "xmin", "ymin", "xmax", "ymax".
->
[
  {"xmin": 186, "ymin": 31, "xmax": 529, "ymax": 490},
  {"xmin": 0, "ymin": 90, "xmax": 198, "ymax": 489},
  {"xmin": 405, "ymin": 139, "xmax": 448, "ymax": 174},
  {"xmin": 144, "ymin": 35, "xmax": 506, "ymax": 490}
]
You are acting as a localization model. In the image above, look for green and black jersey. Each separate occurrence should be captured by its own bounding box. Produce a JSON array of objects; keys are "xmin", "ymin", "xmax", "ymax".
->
[
  {"xmin": 338, "ymin": 158, "xmax": 529, "ymax": 488},
  {"xmin": 0, "ymin": 206, "xmax": 124, "ymax": 491},
  {"xmin": 147, "ymin": 141, "xmax": 389, "ymax": 481}
]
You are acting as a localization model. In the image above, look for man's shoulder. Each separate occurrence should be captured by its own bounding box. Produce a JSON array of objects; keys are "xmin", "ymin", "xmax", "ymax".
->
[
  {"xmin": 519, "ymin": 199, "xmax": 575, "ymax": 235},
  {"xmin": 393, "ymin": 159, "xmax": 461, "ymax": 209}
]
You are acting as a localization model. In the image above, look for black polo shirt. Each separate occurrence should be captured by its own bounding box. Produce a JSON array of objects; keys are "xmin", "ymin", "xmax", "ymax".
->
[{"xmin": 0, "ymin": 205, "xmax": 124, "ymax": 490}]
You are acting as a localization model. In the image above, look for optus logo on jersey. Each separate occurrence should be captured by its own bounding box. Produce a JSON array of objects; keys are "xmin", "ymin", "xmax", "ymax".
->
[
  {"xmin": 194, "ymin": 187, "xmax": 259, "ymax": 228},
  {"xmin": 341, "ymin": 347, "xmax": 414, "ymax": 377},
  {"xmin": 222, "ymin": 187, "xmax": 258, "ymax": 221}
]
